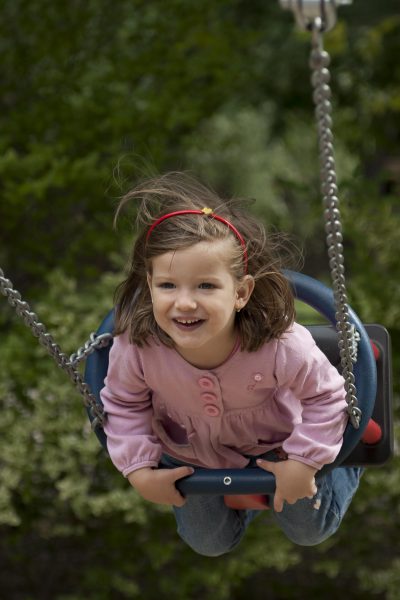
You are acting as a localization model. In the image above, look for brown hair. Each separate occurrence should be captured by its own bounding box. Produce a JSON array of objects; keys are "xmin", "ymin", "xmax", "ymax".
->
[{"xmin": 114, "ymin": 172, "xmax": 297, "ymax": 352}]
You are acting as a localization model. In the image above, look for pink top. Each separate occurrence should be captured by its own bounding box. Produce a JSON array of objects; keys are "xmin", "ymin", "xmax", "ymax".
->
[{"xmin": 100, "ymin": 322, "xmax": 348, "ymax": 477}]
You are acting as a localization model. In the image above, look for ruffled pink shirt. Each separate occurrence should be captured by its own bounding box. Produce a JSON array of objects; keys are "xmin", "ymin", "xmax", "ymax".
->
[{"xmin": 100, "ymin": 322, "xmax": 348, "ymax": 477}]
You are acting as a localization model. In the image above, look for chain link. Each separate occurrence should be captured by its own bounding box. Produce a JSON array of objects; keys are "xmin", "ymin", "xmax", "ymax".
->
[
  {"xmin": 69, "ymin": 332, "xmax": 113, "ymax": 366},
  {"xmin": 280, "ymin": 0, "xmax": 352, "ymax": 33},
  {"xmin": 309, "ymin": 20, "xmax": 361, "ymax": 428},
  {"xmin": 0, "ymin": 268, "xmax": 107, "ymax": 430}
]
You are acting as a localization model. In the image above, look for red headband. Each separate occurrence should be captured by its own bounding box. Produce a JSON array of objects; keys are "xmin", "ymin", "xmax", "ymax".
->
[{"xmin": 146, "ymin": 207, "xmax": 248, "ymax": 274}]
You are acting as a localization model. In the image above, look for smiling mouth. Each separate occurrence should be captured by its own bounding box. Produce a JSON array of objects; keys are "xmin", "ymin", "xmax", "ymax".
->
[{"xmin": 173, "ymin": 318, "xmax": 205, "ymax": 329}]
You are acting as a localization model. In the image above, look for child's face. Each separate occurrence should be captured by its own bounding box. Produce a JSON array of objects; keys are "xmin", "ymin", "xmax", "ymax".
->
[{"xmin": 147, "ymin": 239, "xmax": 254, "ymax": 369}]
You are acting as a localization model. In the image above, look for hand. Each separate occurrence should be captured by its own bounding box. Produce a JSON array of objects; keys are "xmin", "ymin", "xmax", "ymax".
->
[
  {"xmin": 127, "ymin": 466, "xmax": 194, "ymax": 507},
  {"xmin": 257, "ymin": 458, "xmax": 318, "ymax": 512}
]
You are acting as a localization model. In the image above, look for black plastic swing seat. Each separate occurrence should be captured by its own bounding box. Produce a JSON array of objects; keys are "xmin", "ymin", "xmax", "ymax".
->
[{"xmin": 84, "ymin": 271, "xmax": 393, "ymax": 498}]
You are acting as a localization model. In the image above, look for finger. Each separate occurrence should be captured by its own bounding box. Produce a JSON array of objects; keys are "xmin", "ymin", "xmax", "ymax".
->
[
  {"xmin": 170, "ymin": 466, "xmax": 195, "ymax": 482},
  {"xmin": 307, "ymin": 486, "xmax": 318, "ymax": 499},
  {"xmin": 172, "ymin": 492, "xmax": 187, "ymax": 508},
  {"xmin": 256, "ymin": 459, "xmax": 275, "ymax": 473},
  {"xmin": 273, "ymin": 493, "xmax": 284, "ymax": 513}
]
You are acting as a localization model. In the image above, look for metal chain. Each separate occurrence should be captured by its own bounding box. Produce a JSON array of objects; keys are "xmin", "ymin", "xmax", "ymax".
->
[
  {"xmin": 280, "ymin": 0, "xmax": 352, "ymax": 33},
  {"xmin": 69, "ymin": 332, "xmax": 113, "ymax": 366},
  {"xmin": 309, "ymin": 19, "xmax": 361, "ymax": 428},
  {"xmin": 0, "ymin": 268, "xmax": 107, "ymax": 430}
]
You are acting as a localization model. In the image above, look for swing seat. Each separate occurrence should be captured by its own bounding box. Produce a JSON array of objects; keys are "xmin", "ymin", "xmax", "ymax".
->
[{"xmin": 84, "ymin": 271, "xmax": 393, "ymax": 501}]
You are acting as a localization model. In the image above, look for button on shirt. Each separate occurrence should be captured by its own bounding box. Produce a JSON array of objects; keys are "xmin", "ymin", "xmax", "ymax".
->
[{"xmin": 101, "ymin": 323, "xmax": 348, "ymax": 477}]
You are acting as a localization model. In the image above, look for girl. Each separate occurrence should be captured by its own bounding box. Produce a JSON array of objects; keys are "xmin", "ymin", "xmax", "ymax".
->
[{"xmin": 101, "ymin": 172, "xmax": 362, "ymax": 555}]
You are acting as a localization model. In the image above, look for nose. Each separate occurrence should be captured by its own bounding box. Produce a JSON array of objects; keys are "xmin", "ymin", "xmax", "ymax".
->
[{"xmin": 174, "ymin": 290, "xmax": 197, "ymax": 311}]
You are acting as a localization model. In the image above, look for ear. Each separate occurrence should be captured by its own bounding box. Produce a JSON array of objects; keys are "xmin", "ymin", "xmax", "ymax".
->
[{"xmin": 235, "ymin": 275, "xmax": 255, "ymax": 311}]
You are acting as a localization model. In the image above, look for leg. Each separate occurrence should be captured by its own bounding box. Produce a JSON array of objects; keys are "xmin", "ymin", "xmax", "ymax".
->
[
  {"xmin": 173, "ymin": 494, "xmax": 259, "ymax": 557},
  {"xmin": 160, "ymin": 453, "xmax": 260, "ymax": 556},
  {"xmin": 271, "ymin": 466, "xmax": 363, "ymax": 546}
]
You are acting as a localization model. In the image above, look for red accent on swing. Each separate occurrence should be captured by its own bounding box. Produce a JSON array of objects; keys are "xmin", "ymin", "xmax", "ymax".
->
[
  {"xmin": 370, "ymin": 340, "xmax": 380, "ymax": 361},
  {"xmin": 224, "ymin": 494, "xmax": 270, "ymax": 510},
  {"xmin": 362, "ymin": 419, "xmax": 382, "ymax": 445}
]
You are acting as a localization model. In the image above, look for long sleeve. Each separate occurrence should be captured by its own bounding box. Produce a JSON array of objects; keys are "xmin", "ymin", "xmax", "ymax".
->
[
  {"xmin": 275, "ymin": 325, "xmax": 348, "ymax": 470},
  {"xmin": 100, "ymin": 332, "xmax": 163, "ymax": 477}
]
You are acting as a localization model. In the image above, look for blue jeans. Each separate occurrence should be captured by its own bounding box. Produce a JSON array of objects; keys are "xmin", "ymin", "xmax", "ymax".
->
[{"xmin": 160, "ymin": 452, "xmax": 363, "ymax": 556}]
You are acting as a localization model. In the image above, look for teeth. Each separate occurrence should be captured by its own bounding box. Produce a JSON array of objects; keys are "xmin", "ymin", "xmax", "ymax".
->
[{"xmin": 176, "ymin": 319, "xmax": 200, "ymax": 324}]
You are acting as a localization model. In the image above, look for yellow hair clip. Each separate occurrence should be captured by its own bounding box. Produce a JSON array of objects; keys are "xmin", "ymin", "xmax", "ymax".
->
[{"xmin": 201, "ymin": 207, "xmax": 213, "ymax": 215}]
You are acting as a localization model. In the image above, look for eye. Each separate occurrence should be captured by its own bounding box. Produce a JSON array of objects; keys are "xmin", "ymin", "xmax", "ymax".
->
[
  {"xmin": 158, "ymin": 282, "xmax": 175, "ymax": 289},
  {"xmin": 199, "ymin": 282, "xmax": 216, "ymax": 289}
]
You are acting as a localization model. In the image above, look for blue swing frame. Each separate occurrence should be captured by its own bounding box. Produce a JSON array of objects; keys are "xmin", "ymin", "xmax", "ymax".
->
[{"xmin": 84, "ymin": 270, "xmax": 378, "ymax": 496}]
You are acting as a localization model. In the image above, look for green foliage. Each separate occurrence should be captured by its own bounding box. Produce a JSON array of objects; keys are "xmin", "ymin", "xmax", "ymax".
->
[
  {"xmin": 1, "ymin": 1, "xmax": 399, "ymax": 598},
  {"xmin": 0, "ymin": 0, "xmax": 274, "ymax": 293}
]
